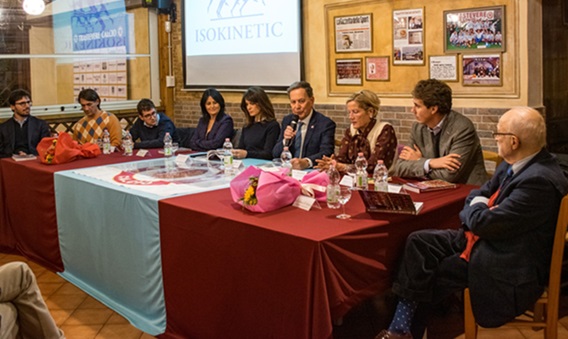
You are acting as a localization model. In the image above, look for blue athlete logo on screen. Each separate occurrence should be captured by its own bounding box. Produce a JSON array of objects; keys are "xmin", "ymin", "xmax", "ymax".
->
[{"xmin": 207, "ymin": 0, "xmax": 266, "ymax": 19}]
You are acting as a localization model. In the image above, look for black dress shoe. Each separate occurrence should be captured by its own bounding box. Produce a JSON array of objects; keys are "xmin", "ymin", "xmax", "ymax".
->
[{"xmin": 374, "ymin": 329, "xmax": 413, "ymax": 339}]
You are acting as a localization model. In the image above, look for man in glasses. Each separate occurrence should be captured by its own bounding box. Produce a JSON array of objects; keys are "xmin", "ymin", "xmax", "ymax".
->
[
  {"xmin": 376, "ymin": 107, "xmax": 568, "ymax": 339},
  {"xmin": 129, "ymin": 98, "xmax": 177, "ymax": 149},
  {"xmin": 0, "ymin": 89, "xmax": 51, "ymax": 158},
  {"xmin": 391, "ymin": 79, "xmax": 487, "ymax": 185}
]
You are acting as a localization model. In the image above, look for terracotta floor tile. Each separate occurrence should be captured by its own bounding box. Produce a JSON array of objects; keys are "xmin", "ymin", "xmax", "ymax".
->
[
  {"xmin": 139, "ymin": 333, "xmax": 157, "ymax": 339},
  {"xmin": 46, "ymin": 293, "xmax": 87, "ymax": 310},
  {"xmin": 56, "ymin": 282, "xmax": 87, "ymax": 295},
  {"xmin": 64, "ymin": 308, "xmax": 113, "ymax": 326},
  {"xmin": 49, "ymin": 308, "xmax": 74, "ymax": 326},
  {"xmin": 59, "ymin": 324, "xmax": 103, "ymax": 339},
  {"xmin": 106, "ymin": 312, "xmax": 130, "ymax": 325},
  {"xmin": 38, "ymin": 282, "xmax": 65, "ymax": 297},
  {"xmin": 94, "ymin": 324, "xmax": 143, "ymax": 339},
  {"xmin": 79, "ymin": 296, "xmax": 109, "ymax": 309},
  {"xmin": 36, "ymin": 270, "xmax": 66, "ymax": 283}
]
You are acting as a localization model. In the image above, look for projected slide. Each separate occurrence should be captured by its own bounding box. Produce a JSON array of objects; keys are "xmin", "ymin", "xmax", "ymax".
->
[{"xmin": 183, "ymin": 0, "xmax": 302, "ymax": 89}]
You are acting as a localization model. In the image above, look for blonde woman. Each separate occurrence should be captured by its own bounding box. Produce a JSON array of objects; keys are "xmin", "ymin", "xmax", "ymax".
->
[{"xmin": 316, "ymin": 90, "xmax": 397, "ymax": 173}]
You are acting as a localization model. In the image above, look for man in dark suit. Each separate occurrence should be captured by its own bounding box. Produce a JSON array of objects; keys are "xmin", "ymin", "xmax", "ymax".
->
[
  {"xmin": 273, "ymin": 81, "xmax": 336, "ymax": 170},
  {"xmin": 391, "ymin": 79, "xmax": 487, "ymax": 185},
  {"xmin": 376, "ymin": 107, "xmax": 568, "ymax": 339},
  {"xmin": 0, "ymin": 89, "xmax": 51, "ymax": 158}
]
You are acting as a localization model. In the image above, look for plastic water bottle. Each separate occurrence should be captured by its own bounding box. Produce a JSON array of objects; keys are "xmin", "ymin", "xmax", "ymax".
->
[
  {"xmin": 163, "ymin": 132, "xmax": 173, "ymax": 157},
  {"xmin": 373, "ymin": 160, "xmax": 388, "ymax": 192},
  {"xmin": 102, "ymin": 129, "xmax": 111, "ymax": 154},
  {"xmin": 223, "ymin": 138, "xmax": 234, "ymax": 175},
  {"xmin": 354, "ymin": 152, "xmax": 368, "ymax": 190},
  {"xmin": 280, "ymin": 146, "xmax": 292, "ymax": 174},
  {"xmin": 326, "ymin": 160, "xmax": 341, "ymax": 209},
  {"xmin": 123, "ymin": 131, "xmax": 133, "ymax": 156}
]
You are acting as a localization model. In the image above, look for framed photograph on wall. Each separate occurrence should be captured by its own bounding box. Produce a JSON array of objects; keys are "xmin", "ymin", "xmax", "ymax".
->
[
  {"xmin": 336, "ymin": 58, "xmax": 362, "ymax": 85},
  {"xmin": 334, "ymin": 14, "xmax": 372, "ymax": 52},
  {"xmin": 444, "ymin": 6, "xmax": 505, "ymax": 53},
  {"xmin": 462, "ymin": 54, "xmax": 502, "ymax": 86},
  {"xmin": 365, "ymin": 56, "xmax": 390, "ymax": 81},
  {"xmin": 393, "ymin": 8, "xmax": 424, "ymax": 65},
  {"xmin": 429, "ymin": 55, "xmax": 458, "ymax": 82}
]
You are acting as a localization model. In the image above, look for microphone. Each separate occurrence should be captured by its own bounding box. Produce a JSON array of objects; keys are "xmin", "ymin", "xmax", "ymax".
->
[{"xmin": 284, "ymin": 115, "xmax": 300, "ymax": 147}]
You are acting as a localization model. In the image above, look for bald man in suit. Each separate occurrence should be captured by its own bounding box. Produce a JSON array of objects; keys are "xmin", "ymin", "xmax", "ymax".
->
[{"xmin": 391, "ymin": 79, "xmax": 487, "ymax": 186}]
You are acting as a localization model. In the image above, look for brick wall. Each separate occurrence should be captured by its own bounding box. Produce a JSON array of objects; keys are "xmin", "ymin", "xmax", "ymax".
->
[{"xmin": 174, "ymin": 100, "xmax": 506, "ymax": 153}]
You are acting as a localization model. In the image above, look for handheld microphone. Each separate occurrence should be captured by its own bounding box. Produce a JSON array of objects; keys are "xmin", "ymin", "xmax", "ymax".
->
[{"xmin": 284, "ymin": 115, "xmax": 300, "ymax": 147}]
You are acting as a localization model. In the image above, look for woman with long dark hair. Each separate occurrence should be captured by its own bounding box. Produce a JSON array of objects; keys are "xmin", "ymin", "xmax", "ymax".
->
[
  {"xmin": 232, "ymin": 87, "xmax": 280, "ymax": 160},
  {"xmin": 189, "ymin": 88, "xmax": 234, "ymax": 151}
]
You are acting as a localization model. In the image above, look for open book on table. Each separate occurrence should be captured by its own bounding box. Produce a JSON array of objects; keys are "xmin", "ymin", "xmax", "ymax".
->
[
  {"xmin": 12, "ymin": 154, "xmax": 37, "ymax": 161},
  {"xmin": 359, "ymin": 190, "xmax": 423, "ymax": 215}
]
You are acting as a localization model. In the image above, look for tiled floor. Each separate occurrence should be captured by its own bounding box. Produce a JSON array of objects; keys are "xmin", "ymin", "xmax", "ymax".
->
[
  {"xmin": 0, "ymin": 253, "xmax": 156, "ymax": 339},
  {"xmin": 3, "ymin": 251, "xmax": 568, "ymax": 339}
]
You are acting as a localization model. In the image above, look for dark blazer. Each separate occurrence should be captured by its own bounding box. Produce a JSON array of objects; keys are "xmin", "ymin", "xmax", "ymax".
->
[
  {"xmin": 272, "ymin": 110, "xmax": 336, "ymax": 165},
  {"xmin": 129, "ymin": 112, "xmax": 177, "ymax": 149},
  {"xmin": 460, "ymin": 149, "xmax": 568, "ymax": 327},
  {"xmin": 0, "ymin": 116, "xmax": 50, "ymax": 158},
  {"xmin": 189, "ymin": 113, "xmax": 234, "ymax": 151},
  {"xmin": 391, "ymin": 110, "xmax": 487, "ymax": 185}
]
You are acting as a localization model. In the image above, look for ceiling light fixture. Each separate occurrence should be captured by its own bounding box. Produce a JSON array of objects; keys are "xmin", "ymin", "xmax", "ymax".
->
[{"xmin": 23, "ymin": 0, "xmax": 45, "ymax": 16}]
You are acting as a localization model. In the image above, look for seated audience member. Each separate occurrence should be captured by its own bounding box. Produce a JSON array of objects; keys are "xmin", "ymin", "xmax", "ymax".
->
[
  {"xmin": 390, "ymin": 79, "xmax": 487, "ymax": 185},
  {"xmin": 189, "ymin": 88, "xmax": 234, "ymax": 151},
  {"xmin": 232, "ymin": 87, "xmax": 280, "ymax": 160},
  {"xmin": 315, "ymin": 90, "xmax": 397, "ymax": 173},
  {"xmin": 375, "ymin": 107, "xmax": 568, "ymax": 339},
  {"xmin": 0, "ymin": 262, "xmax": 65, "ymax": 339},
  {"xmin": 272, "ymin": 81, "xmax": 335, "ymax": 170},
  {"xmin": 72, "ymin": 89, "xmax": 121, "ymax": 147},
  {"xmin": 129, "ymin": 98, "xmax": 177, "ymax": 149},
  {"xmin": 0, "ymin": 89, "xmax": 51, "ymax": 158}
]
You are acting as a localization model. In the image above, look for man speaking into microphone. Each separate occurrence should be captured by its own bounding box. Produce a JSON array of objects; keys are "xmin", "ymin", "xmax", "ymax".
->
[{"xmin": 273, "ymin": 81, "xmax": 336, "ymax": 170}]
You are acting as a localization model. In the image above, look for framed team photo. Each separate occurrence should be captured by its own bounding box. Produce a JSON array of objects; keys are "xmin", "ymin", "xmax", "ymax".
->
[
  {"xmin": 336, "ymin": 58, "xmax": 362, "ymax": 85},
  {"xmin": 444, "ymin": 6, "xmax": 505, "ymax": 53},
  {"xmin": 462, "ymin": 54, "xmax": 502, "ymax": 86}
]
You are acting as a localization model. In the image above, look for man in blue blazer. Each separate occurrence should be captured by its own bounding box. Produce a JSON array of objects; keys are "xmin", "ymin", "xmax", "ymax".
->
[
  {"xmin": 0, "ymin": 89, "xmax": 51, "ymax": 158},
  {"xmin": 273, "ymin": 81, "xmax": 336, "ymax": 170},
  {"xmin": 376, "ymin": 107, "xmax": 568, "ymax": 339}
]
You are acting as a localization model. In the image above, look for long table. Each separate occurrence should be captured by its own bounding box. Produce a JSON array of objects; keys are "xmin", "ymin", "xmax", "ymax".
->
[
  {"xmin": 0, "ymin": 153, "xmax": 473, "ymax": 338},
  {"xmin": 158, "ymin": 185, "xmax": 473, "ymax": 339}
]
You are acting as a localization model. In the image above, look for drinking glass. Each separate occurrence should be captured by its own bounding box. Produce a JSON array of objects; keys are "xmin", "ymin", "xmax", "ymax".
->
[
  {"xmin": 172, "ymin": 142, "xmax": 179, "ymax": 155},
  {"xmin": 336, "ymin": 186, "xmax": 352, "ymax": 219}
]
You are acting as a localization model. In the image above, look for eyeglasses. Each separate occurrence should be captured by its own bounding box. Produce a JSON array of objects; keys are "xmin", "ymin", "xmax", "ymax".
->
[
  {"xmin": 492, "ymin": 132, "xmax": 516, "ymax": 138},
  {"xmin": 14, "ymin": 100, "xmax": 32, "ymax": 107},
  {"xmin": 142, "ymin": 111, "xmax": 157, "ymax": 119}
]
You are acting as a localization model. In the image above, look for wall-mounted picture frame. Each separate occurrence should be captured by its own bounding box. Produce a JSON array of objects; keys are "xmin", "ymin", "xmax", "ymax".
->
[
  {"xmin": 336, "ymin": 58, "xmax": 362, "ymax": 85},
  {"xmin": 444, "ymin": 6, "xmax": 505, "ymax": 53},
  {"xmin": 429, "ymin": 55, "xmax": 458, "ymax": 82},
  {"xmin": 334, "ymin": 14, "xmax": 372, "ymax": 53},
  {"xmin": 365, "ymin": 56, "xmax": 390, "ymax": 81},
  {"xmin": 462, "ymin": 54, "xmax": 501, "ymax": 86},
  {"xmin": 393, "ymin": 8, "xmax": 424, "ymax": 65}
]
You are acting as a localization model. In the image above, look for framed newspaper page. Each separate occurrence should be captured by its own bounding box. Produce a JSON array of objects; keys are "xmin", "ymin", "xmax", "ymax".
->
[
  {"xmin": 429, "ymin": 55, "xmax": 458, "ymax": 82},
  {"xmin": 365, "ymin": 56, "xmax": 390, "ymax": 81},
  {"xmin": 336, "ymin": 58, "xmax": 362, "ymax": 85},
  {"xmin": 392, "ymin": 8, "xmax": 424, "ymax": 65},
  {"xmin": 444, "ymin": 6, "xmax": 505, "ymax": 53},
  {"xmin": 462, "ymin": 54, "xmax": 502, "ymax": 86},
  {"xmin": 334, "ymin": 14, "xmax": 372, "ymax": 53}
]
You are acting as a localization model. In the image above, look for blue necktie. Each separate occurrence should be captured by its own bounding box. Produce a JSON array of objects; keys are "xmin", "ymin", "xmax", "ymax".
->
[{"xmin": 294, "ymin": 122, "xmax": 303, "ymax": 158}]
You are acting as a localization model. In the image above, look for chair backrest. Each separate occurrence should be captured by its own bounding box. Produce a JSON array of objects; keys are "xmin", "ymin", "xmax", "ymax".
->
[
  {"xmin": 482, "ymin": 150, "xmax": 503, "ymax": 178},
  {"xmin": 232, "ymin": 128, "xmax": 241, "ymax": 149},
  {"xmin": 176, "ymin": 127, "xmax": 195, "ymax": 148},
  {"xmin": 544, "ymin": 194, "xmax": 568, "ymax": 325}
]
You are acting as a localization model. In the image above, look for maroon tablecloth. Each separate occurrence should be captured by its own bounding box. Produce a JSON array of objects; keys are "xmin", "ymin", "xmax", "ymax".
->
[
  {"xmin": 158, "ymin": 184, "xmax": 474, "ymax": 339},
  {"xmin": 0, "ymin": 150, "xmax": 165, "ymax": 271}
]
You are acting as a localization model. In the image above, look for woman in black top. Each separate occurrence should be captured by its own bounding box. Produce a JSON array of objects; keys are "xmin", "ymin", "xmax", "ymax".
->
[
  {"xmin": 188, "ymin": 88, "xmax": 234, "ymax": 151},
  {"xmin": 233, "ymin": 87, "xmax": 280, "ymax": 160}
]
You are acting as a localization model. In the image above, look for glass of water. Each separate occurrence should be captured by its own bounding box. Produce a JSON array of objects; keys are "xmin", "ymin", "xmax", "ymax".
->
[{"xmin": 336, "ymin": 186, "xmax": 352, "ymax": 219}]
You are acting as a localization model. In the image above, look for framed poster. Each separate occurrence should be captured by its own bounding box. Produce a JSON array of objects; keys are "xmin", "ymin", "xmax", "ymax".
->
[
  {"xmin": 429, "ymin": 55, "xmax": 458, "ymax": 82},
  {"xmin": 334, "ymin": 14, "xmax": 372, "ymax": 52},
  {"xmin": 393, "ymin": 8, "xmax": 424, "ymax": 65},
  {"xmin": 462, "ymin": 54, "xmax": 502, "ymax": 86},
  {"xmin": 336, "ymin": 58, "xmax": 362, "ymax": 85},
  {"xmin": 444, "ymin": 6, "xmax": 505, "ymax": 53},
  {"xmin": 365, "ymin": 56, "xmax": 390, "ymax": 81}
]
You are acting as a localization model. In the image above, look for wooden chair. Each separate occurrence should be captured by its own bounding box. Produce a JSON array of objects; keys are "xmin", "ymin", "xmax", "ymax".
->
[
  {"xmin": 464, "ymin": 194, "xmax": 568, "ymax": 339},
  {"xmin": 482, "ymin": 150, "xmax": 503, "ymax": 178}
]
